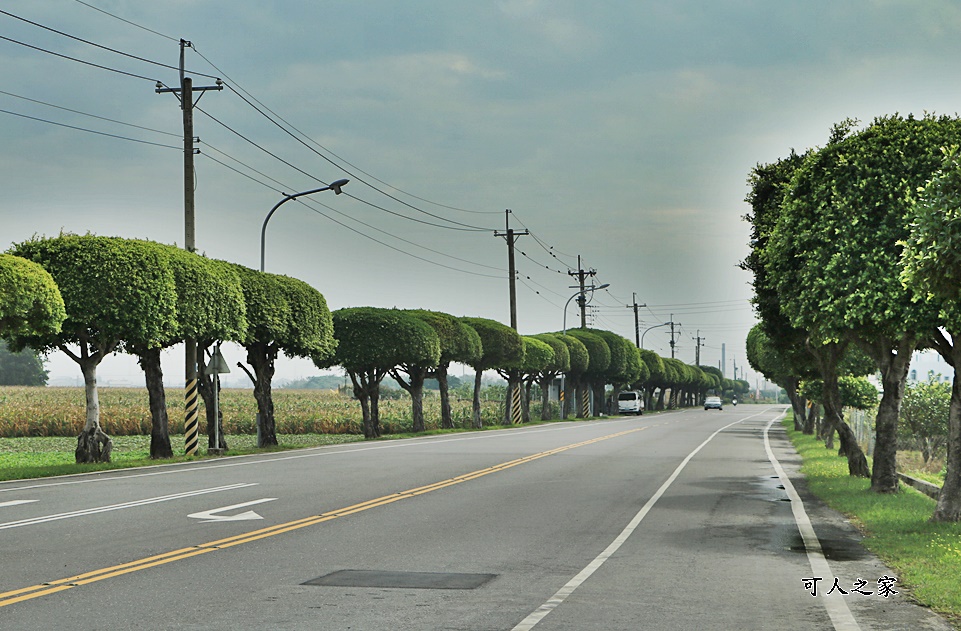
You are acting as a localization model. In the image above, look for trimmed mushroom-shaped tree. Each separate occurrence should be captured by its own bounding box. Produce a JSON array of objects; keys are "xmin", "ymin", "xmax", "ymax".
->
[
  {"xmin": 556, "ymin": 333, "xmax": 590, "ymax": 419},
  {"xmin": 320, "ymin": 307, "xmax": 439, "ymax": 439},
  {"xmin": 565, "ymin": 329, "xmax": 610, "ymax": 418},
  {"xmin": 502, "ymin": 336, "xmax": 554, "ymax": 424},
  {"xmin": 638, "ymin": 349, "xmax": 666, "ymax": 411},
  {"xmin": 233, "ymin": 265, "xmax": 335, "ymax": 447},
  {"xmin": 530, "ymin": 333, "xmax": 571, "ymax": 420},
  {"xmin": 126, "ymin": 247, "xmax": 247, "ymax": 458},
  {"xmin": 388, "ymin": 311, "xmax": 447, "ymax": 433},
  {"xmin": 461, "ymin": 317, "xmax": 523, "ymax": 429},
  {"xmin": 407, "ymin": 310, "xmax": 482, "ymax": 430},
  {"xmin": 0, "ymin": 253, "xmax": 66, "ymax": 343},
  {"xmin": 586, "ymin": 329, "xmax": 643, "ymax": 415},
  {"xmin": 10, "ymin": 235, "xmax": 178, "ymax": 462}
]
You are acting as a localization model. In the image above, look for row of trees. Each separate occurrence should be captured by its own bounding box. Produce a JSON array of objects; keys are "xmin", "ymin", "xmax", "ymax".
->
[
  {"xmin": 0, "ymin": 235, "xmax": 333, "ymax": 461},
  {"xmin": 742, "ymin": 113, "xmax": 961, "ymax": 522},
  {"xmin": 0, "ymin": 234, "xmax": 746, "ymax": 461},
  {"xmin": 317, "ymin": 307, "xmax": 749, "ymax": 439}
]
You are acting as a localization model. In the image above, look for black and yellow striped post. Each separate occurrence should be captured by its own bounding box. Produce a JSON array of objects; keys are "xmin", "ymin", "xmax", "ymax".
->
[
  {"xmin": 581, "ymin": 386, "xmax": 590, "ymax": 418},
  {"xmin": 184, "ymin": 376, "xmax": 199, "ymax": 455},
  {"xmin": 511, "ymin": 384, "xmax": 522, "ymax": 424}
]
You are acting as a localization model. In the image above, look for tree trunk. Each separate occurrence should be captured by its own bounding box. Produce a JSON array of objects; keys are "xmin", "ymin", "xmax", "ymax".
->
[
  {"xmin": 392, "ymin": 366, "xmax": 427, "ymax": 433},
  {"xmin": 931, "ymin": 336, "xmax": 961, "ymax": 522},
  {"xmin": 655, "ymin": 387, "xmax": 666, "ymax": 411},
  {"xmin": 805, "ymin": 403, "xmax": 817, "ymax": 435},
  {"xmin": 436, "ymin": 364, "xmax": 454, "ymax": 429},
  {"xmin": 244, "ymin": 343, "xmax": 278, "ymax": 447},
  {"xmin": 369, "ymin": 380, "xmax": 382, "ymax": 438},
  {"xmin": 869, "ymin": 339, "xmax": 914, "ymax": 494},
  {"xmin": 471, "ymin": 370, "xmax": 484, "ymax": 429},
  {"xmin": 815, "ymin": 342, "xmax": 870, "ymax": 478},
  {"xmin": 522, "ymin": 379, "xmax": 533, "ymax": 424},
  {"xmin": 539, "ymin": 375, "xmax": 553, "ymax": 421},
  {"xmin": 784, "ymin": 378, "xmax": 804, "ymax": 432},
  {"xmin": 138, "ymin": 347, "xmax": 173, "ymax": 459},
  {"xmin": 410, "ymin": 381, "xmax": 425, "ymax": 433},
  {"xmin": 348, "ymin": 372, "xmax": 375, "ymax": 440},
  {"xmin": 76, "ymin": 357, "xmax": 113, "ymax": 463}
]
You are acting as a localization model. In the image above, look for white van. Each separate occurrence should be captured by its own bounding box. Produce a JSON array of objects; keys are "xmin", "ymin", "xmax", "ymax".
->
[{"xmin": 617, "ymin": 390, "xmax": 644, "ymax": 415}]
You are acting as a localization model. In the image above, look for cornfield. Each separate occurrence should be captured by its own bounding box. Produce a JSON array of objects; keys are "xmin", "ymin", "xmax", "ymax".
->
[{"xmin": 0, "ymin": 386, "xmax": 505, "ymax": 437}]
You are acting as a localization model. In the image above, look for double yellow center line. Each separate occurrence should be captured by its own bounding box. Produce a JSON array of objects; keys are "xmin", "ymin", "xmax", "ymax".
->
[{"xmin": 0, "ymin": 426, "xmax": 646, "ymax": 608}]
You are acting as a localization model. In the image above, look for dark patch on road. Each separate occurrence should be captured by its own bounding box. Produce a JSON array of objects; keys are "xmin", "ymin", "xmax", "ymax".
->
[{"xmin": 303, "ymin": 570, "xmax": 497, "ymax": 590}]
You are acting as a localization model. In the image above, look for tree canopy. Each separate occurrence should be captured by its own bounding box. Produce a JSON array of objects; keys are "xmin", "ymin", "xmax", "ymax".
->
[{"xmin": 0, "ymin": 253, "xmax": 66, "ymax": 345}]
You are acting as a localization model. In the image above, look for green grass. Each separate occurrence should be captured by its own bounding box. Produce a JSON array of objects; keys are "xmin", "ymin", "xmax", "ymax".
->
[
  {"xmin": 785, "ymin": 418, "xmax": 961, "ymax": 625},
  {"xmin": 0, "ymin": 433, "xmax": 364, "ymax": 482}
]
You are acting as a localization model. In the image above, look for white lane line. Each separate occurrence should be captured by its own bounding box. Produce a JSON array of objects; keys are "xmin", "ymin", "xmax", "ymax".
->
[
  {"xmin": 0, "ymin": 500, "xmax": 37, "ymax": 508},
  {"xmin": 0, "ymin": 483, "xmax": 257, "ymax": 530},
  {"xmin": 511, "ymin": 408, "xmax": 776, "ymax": 630},
  {"xmin": 764, "ymin": 415, "xmax": 861, "ymax": 631}
]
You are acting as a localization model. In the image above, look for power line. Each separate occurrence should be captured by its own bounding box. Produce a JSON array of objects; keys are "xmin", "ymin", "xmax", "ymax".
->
[
  {"xmin": 194, "ymin": 104, "xmax": 487, "ymax": 233},
  {"xmin": 0, "ymin": 9, "xmax": 218, "ymax": 79},
  {"xmin": 199, "ymin": 147, "xmax": 505, "ymax": 277},
  {"xmin": 219, "ymin": 82, "xmax": 494, "ymax": 231},
  {"xmin": 0, "ymin": 89, "xmax": 179, "ymax": 138},
  {"xmin": 190, "ymin": 45, "xmax": 501, "ymax": 218},
  {"xmin": 73, "ymin": 0, "xmax": 179, "ymax": 42},
  {"xmin": 0, "ymin": 107, "xmax": 180, "ymax": 150},
  {"xmin": 0, "ymin": 34, "xmax": 158, "ymax": 82}
]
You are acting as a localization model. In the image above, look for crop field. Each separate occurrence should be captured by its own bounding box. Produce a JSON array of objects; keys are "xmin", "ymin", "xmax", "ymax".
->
[{"xmin": 0, "ymin": 386, "xmax": 507, "ymax": 438}]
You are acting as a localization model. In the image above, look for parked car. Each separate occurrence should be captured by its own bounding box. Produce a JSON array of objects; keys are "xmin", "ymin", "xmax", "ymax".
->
[
  {"xmin": 704, "ymin": 396, "xmax": 723, "ymax": 411},
  {"xmin": 617, "ymin": 390, "xmax": 645, "ymax": 415}
]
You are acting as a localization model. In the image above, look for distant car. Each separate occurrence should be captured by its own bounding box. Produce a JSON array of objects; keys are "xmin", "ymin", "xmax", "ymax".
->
[
  {"xmin": 617, "ymin": 390, "xmax": 645, "ymax": 415},
  {"xmin": 704, "ymin": 396, "xmax": 723, "ymax": 411}
]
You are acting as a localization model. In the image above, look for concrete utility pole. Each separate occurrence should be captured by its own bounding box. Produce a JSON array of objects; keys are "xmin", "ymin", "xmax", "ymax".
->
[
  {"xmin": 694, "ymin": 330, "xmax": 705, "ymax": 366},
  {"xmin": 627, "ymin": 293, "xmax": 646, "ymax": 348},
  {"xmin": 156, "ymin": 39, "xmax": 222, "ymax": 456},
  {"xmin": 494, "ymin": 209, "xmax": 528, "ymax": 330},
  {"xmin": 568, "ymin": 256, "xmax": 597, "ymax": 328},
  {"xmin": 669, "ymin": 313, "xmax": 680, "ymax": 359}
]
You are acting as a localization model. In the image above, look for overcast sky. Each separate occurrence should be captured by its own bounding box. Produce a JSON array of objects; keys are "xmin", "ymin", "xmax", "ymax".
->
[{"xmin": 3, "ymin": 1, "xmax": 961, "ymax": 387}]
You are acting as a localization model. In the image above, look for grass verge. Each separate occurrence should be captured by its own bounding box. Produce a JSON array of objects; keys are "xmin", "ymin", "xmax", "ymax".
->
[
  {"xmin": 0, "ymin": 433, "xmax": 365, "ymax": 482},
  {"xmin": 0, "ymin": 413, "xmax": 634, "ymax": 482},
  {"xmin": 785, "ymin": 418, "xmax": 961, "ymax": 625}
]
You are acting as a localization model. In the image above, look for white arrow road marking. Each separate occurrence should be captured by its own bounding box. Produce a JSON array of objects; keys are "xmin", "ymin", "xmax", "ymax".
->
[
  {"xmin": 188, "ymin": 498, "xmax": 277, "ymax": 523},
  {"xmin": 0, "ymin": 500, "xmax": 37, "ymax": 508},
  {"xmin": 0, "ymin": 483, "xmax": 256, "ymax": 530}
]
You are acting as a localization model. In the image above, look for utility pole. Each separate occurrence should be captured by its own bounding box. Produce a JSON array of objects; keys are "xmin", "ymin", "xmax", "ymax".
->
[
  {"xmin": 568, "ymin": 256, "xmax": 597, "ymax": 328},
  {"xmin": 669, "ymin": 313, "xmax": 680, "ymax": 359},
  {"xmin": 494, "ymin": 209, "xmax": 528, "ymax": 330},
  {"xmin": 156, "ymin": 39, "xmax": 222, "ymax": 456},
  {"xmin": 693, "ymin": 330, "xmax": 705, "ymax": 366},
  {"xmin": 626, "ymin": 293, "xmax": 646, "ymax": 348}
]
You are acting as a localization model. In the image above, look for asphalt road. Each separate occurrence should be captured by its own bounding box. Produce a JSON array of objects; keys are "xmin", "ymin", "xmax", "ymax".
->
[{"xmin": 0, "ymin": 406, "xmax": 952, "ymax": 630}]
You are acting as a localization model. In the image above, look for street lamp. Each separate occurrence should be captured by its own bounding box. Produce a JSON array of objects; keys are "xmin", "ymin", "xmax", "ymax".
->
[
  {"xmin": 560, "ymin": 283, "xmax": 610, "ymax": 419},
  {"xmin": 260, "ymin": 179, "xmax": 349, "ymax": 271},
  {"xmin": 641, "ymin": 322, "xmax": 672, "ymax": 349}
]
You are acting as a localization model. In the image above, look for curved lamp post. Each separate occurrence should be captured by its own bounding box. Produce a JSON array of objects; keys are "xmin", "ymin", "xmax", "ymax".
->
[
  {"xmin": 260, "ymin": 178, "xmax": 349, "ymax": 271},
  {"xmin": 640, "ymin": 321, "xmax": 672, "ymax": 349},
  {"xmin": 560, "ymin": 283, "xmax": 610, "ymax": 419}
]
